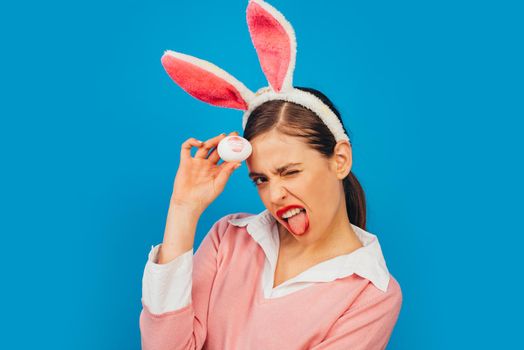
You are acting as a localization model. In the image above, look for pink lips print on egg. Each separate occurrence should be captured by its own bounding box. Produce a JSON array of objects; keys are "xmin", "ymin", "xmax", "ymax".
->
[
  {"xmin": 217, "ymin": 135, "xmax": 252, "ymax": 162},
  {"xmin": 228, "ymin": 136, "xmax": 245, "ymax": 152}
]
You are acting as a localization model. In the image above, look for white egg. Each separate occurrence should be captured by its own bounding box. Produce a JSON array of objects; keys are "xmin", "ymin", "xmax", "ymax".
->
[{"xmin": 217, "ymin": 135, "xmax": 252, "ymax": 162}]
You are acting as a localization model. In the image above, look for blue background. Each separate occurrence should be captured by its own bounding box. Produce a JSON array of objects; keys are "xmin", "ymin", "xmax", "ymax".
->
[{"xmin": 1, "ymin": 0, "xmax": 522, "ymax": 348}]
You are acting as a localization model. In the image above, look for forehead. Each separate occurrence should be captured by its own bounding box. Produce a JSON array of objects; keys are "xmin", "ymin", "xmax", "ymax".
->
[{"xmin": 246, "ymin": 130, "xmax": 310, "ymax": 170}]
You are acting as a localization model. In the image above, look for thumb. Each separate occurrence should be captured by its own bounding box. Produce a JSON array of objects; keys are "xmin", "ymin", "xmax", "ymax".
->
[{"xmin": 215, "ymin": 162, "xmax": 241, "ymax": 189}]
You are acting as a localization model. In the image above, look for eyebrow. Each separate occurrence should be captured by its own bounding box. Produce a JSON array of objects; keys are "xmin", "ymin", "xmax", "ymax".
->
[{"xmin": 248, "ymin": 162, "xmax": 303, "ymax": 178}]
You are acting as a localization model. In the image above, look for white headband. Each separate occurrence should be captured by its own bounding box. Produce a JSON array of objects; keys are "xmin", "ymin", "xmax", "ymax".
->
[{"xmin": 243, "ymin": 87, "xmax": 349, "ymax": 142}]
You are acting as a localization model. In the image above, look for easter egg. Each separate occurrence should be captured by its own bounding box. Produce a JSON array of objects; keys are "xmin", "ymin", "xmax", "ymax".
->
[{"xmin": 217, "ymin": 135, "xmax": 252, "ymax": 162}]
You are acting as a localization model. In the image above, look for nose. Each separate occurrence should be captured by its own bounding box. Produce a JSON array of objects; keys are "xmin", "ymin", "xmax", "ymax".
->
[{"xmin": 269, "ymin": 181, "xmax": 287, "ymax": 203}]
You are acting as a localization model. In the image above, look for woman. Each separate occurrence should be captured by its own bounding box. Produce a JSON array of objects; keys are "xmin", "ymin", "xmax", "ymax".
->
[
  {"xmin": 139, "ymin": 87, "xmax": 403, "ymax": 349},
  {"xmin": 141, "ymin": 1, "xmax": 402, "ymax": 348}
]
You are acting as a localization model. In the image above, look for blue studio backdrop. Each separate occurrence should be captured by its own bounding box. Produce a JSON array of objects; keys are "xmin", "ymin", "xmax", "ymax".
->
[{"xmin": 1, "ymin": 0, "xmax": 522, "ymax": 349}]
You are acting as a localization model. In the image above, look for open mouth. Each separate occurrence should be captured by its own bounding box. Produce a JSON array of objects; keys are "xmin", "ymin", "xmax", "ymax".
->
[
  {"xmin": 280, "ymin": 208, "xmax": 306, "ymax": 221},
  {"xmin": 279, "ymin": 208, "xmax": 309, "ymax": 235}
]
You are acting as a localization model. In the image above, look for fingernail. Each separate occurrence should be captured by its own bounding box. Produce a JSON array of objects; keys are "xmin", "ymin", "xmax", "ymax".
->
[{"xmin": 234, "ymin": 163, "xmax": 241, "ymax": 169}]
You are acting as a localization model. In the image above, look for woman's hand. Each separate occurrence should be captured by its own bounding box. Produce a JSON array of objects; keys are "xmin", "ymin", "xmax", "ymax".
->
[{"xmin": 170, "ymin": 131, "xmax": 242, "ymax": 215}]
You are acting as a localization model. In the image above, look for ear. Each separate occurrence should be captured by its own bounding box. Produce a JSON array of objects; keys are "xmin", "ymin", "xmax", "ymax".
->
[
  {"xmin": 246, "ymin": 0, "xmax": 297, "ymax": 93},
  {"xmin": 331, "ymin": 141, "xmax": 352, "ymax": 179},
  {"xmin": 161, "ymin": 50, "xmax": 255, "ymax": 110}
]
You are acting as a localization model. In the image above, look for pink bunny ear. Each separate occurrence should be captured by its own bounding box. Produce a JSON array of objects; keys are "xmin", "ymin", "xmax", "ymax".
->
[
  {"xmin": 161, "ymin": 50, "xmax": 254, "ymax": 110},
  {"xmin": 246, "ymin": 0, "xmax": 297, "ymax": 93}
]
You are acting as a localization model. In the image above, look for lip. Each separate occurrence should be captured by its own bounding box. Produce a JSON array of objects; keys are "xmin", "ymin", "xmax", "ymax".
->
[
  {"xmin": 276, "ymin": 204, "xmax": 310, "ymax": 235},
  {"xmin": 276, "ymin": 204, "xmax": 306, "ymax": 219}
]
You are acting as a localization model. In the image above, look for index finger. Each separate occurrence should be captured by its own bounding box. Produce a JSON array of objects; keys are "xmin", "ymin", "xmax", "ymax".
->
[
  {"xmin": 180, "ymin": 137, "xmax": 203, "ymax": 160},
  {"xmin": 194, "ymin": 133, "xmax": 228, "ymax": 159}
]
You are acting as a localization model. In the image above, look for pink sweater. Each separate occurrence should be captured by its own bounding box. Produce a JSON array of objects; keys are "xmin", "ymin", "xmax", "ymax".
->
[{"xmin": 139, "ymin": 212, "xmax": 403, "ymax": 349}]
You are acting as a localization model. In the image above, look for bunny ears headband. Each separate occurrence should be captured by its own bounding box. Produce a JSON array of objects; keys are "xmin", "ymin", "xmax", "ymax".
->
[{"xmin": 161, "ymin": 0, "xmax": 350, "ymax": 142}]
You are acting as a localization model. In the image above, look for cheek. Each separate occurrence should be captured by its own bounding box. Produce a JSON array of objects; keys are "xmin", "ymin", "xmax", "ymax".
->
[
  {"xmin": 291, "ymin": 173, "xmax": 324, "ymax": 201},
  {"xmin": 305, "ymin": 172, "xmax": 340, "ymax": 205}
]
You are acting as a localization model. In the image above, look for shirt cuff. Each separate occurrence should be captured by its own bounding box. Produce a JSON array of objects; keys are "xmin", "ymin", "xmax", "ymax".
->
[{"xmin": 141, "ymin": 243, "xmax": 194, "ymax": 315}]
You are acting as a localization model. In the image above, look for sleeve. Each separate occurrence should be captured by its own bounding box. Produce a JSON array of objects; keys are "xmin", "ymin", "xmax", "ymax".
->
[
  {"xmin": 141, "ymin": 243, "xmax": 194, "ymax": 314},
  {"xmin": 310, "ymin": 279, "xmax": 403, "ymax": 350},
  {"xmin": 139, "ymin": 214, "xmax": 231, "ymax": 350}
]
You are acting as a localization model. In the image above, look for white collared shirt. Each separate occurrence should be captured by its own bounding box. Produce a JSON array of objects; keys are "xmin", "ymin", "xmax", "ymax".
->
[{"xmin": 142, "ymin": 209, "xmax": 391, "ymax": 314}]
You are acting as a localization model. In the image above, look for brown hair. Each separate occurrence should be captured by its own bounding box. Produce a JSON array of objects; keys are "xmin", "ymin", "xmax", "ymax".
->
[{"xmin": 243, "ymin": 86, "xmax": 367, "ymax": 230}]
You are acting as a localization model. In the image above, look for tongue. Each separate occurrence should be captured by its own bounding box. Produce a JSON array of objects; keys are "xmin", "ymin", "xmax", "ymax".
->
[{"xmin": 287, "ymin": 211, "xmax": 309, "ymax": 235}]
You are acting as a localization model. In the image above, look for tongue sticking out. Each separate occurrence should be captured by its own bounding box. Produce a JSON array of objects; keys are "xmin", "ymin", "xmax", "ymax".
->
[{"xmin": 287, "ymin": 210, "xmax": 309, "ymax": 235}]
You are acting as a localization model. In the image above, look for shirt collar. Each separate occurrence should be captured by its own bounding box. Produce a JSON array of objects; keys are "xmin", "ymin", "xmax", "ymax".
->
[{"xmin": 228, "ymin": 209, "xmax": 391, "ymax": 292}]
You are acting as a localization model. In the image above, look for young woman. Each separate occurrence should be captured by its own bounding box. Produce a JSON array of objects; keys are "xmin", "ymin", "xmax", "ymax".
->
[
  {"xmin": 139, "ymin": 87, "xmax": 403, "ymax": 349},
  {"xmin": 140, "ymin": 1, "xmax": 403, "ymax": 348}
]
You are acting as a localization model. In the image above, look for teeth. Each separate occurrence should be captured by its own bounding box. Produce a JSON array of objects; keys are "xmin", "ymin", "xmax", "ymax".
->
[{"xmin": 281, "ymin": 208, "xmax": 305, "ymax": 219}]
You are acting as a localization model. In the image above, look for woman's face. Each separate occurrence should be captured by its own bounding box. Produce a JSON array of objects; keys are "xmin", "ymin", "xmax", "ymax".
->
[{"xmin": 246, "ymin": 129, "xmax": 352, "ymax": 246}]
